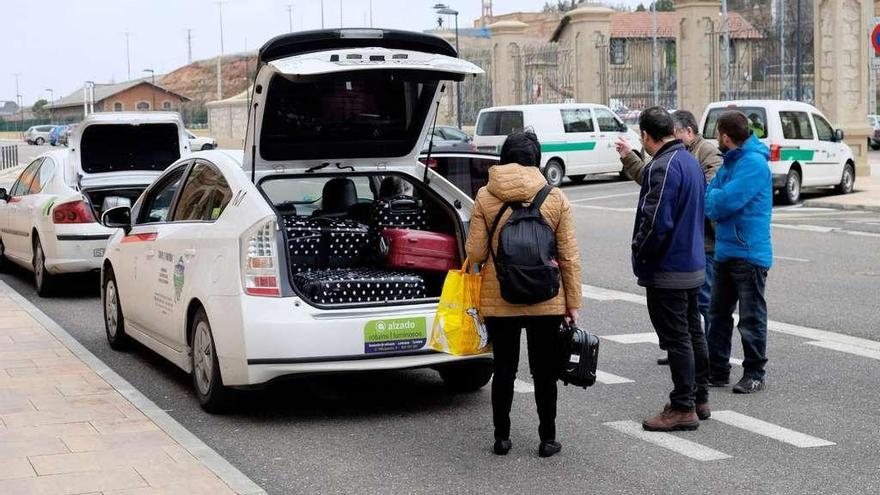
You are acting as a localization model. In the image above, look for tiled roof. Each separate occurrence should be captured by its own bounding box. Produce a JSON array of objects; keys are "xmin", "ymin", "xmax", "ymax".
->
[
  {"xmin": 47, "ymin": 79, "xmax": 190, "ymax": 109},
  {"xmin": 610, "ymin": 11, "xmax": 760, "ymax": 39}
]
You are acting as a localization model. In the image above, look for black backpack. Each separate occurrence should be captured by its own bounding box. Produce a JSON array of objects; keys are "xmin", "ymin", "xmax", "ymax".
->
[{"xmin": 487, "ymin": 185, "xmax": 561, "ymax": 305}]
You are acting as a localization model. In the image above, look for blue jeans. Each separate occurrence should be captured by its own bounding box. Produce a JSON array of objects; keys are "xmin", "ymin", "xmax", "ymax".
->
[
  {"xmin": 698, "ymin": 253, "xmax": 715, "ymax": 332},
  {"xmin": 706, "ymin": 258, "xmax": 769, "ymax": 381}
]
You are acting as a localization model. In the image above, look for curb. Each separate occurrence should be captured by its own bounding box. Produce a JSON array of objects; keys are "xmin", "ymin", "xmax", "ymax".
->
[
  {"xmin": 801, "ymin": 199, "xmax": 880, "ymax": 213},
  {"xmin": 0, "ymin": 279, "xmax": 268, "ymax": 495}
]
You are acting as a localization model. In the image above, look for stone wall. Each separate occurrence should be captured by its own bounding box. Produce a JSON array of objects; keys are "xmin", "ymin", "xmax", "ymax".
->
[{"xmin": 206, "ymin": 94, "xmax": 249, "ymax": 149}]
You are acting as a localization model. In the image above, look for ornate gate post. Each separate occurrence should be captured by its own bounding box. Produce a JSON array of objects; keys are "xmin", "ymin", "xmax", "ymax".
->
[
  {"xmin": 814, "ymin": 0, "xmax": 873, "ymax": 176},
  {"xmin": 676, "ymin": 0, "xmax": 721, "ymax": 116},
  {"xmin": 488, "ymin": 20, "xmax": 528, "ymax": 106},
  {"xmin": 564, "ymin": 6, "xmax": 614, "ymax": 104}
]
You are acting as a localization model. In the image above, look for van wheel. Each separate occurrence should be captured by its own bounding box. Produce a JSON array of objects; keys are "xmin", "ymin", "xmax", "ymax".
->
[
  {"xmin": 33, "ymin": 236, "xmax": 55, "ymax": 297},
  {"xmin": 544, "ymin": 160, "xmax": 564, "ymax": 187},
  {"xmin": 191, "ymin": 308, "xmax": 233, "ymax": 413},
  {"xmin": 569, "ymin": 175, "xmax": 586, "ymax": 184},
  {"xmin": 439, "ymin": 360, "xmax": 494, "ymax": 392},
  {"xmin": 836, "ymin": 163, "xmax": 855, "ymax": 194},
  {"xmin": 781, "ymin": 168, "xmax": 801, "ymax": 205},
  {"xmin": 103, "ymin": 268, "xmax": 131, "ymax": 351}
]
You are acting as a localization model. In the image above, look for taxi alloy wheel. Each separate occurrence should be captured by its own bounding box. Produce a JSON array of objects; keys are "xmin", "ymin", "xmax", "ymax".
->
[
  {"xmin": 32, "ymin": 236, "xmax": 54, "ymax": 297},
  {"xmin": 191, "ymin": 308, "xmax": 232, "ymax": 413},
  {"xmin": 103, "ymin": 268, "xmax": 131, "ymax": 351}
]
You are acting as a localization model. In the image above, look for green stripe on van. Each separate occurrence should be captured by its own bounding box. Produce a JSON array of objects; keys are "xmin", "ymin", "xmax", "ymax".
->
[
  {"xmin": 780, "ymin": 149, "xmax": 815, "ymax": 161},
  {"xmin": 540, "ymin": 141, "xmax": 597, "ymax": 152}
]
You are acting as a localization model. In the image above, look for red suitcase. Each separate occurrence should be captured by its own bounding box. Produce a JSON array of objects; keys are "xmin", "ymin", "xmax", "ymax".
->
[{"xmin": 380, "ymin": 228, "xmax": 460, "ymax": 272}]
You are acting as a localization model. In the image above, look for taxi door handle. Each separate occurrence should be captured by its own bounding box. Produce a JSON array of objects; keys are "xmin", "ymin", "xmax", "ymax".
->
[
  {"xmin": 145, "ymin": 249, "xmax": 156, "ymax": 259},
  {"xmin": 183, "ymin": 248, "xmax": 196, "ymax": 261}
]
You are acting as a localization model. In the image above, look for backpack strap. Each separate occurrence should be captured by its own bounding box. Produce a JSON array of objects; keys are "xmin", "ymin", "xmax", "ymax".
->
[
  {"xmin": 530, "ymin": 185, "xmax": 554, "ymax": 212},
  {"xmin": 486, "ymin": 203, "xmax": 511, "ymax": 262}
]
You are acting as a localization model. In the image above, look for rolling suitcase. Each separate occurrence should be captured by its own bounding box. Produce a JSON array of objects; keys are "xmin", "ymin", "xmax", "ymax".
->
[
  {"xmin": 557, "ymin": 322, "xmax": 599, "ymax": 388},
  {"xmin": 283, "ymin": 217, "xmax": 370, "ymax": 271},
  {"xmin": 370, "ymin": 195, "xmax": 429, "ymax": 232},
  {"xmin": 379, "ymin": 228, "xmax": 460, "ymax": 272},
  {"xmin": 293, "ymin": 268, "xmax": 427, "ymax": 305}
]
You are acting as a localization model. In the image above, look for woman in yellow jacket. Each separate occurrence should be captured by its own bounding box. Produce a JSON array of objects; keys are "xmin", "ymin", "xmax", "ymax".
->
[{"xmin": 465, "ymin": 131, "xmax": 582, "ymax": 458}]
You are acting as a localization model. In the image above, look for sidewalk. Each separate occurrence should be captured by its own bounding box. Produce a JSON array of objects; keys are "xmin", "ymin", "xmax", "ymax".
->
[
  {"xmin": 802, "ymin": 175, "xmax": 880, "ymax": 212},
  {"xmin": 0, "ymin": 282, "xmax": 265, "ymax": 495}
]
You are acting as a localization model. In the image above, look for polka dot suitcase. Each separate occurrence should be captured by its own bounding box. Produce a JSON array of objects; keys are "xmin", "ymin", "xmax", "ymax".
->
[
  {"xmin": 283, "ymin": 217, "xmax": 370, "ymax": 271},
  {"xmin": 370, "ymin": 195, "xmax": 429, "ymax": 232},
  {"xmin": 293, "ymin": 268, "xmax": 427, "ymax": 305}
]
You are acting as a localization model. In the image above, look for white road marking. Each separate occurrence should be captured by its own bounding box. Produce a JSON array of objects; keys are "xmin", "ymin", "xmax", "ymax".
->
[
  {"xmin": 711, "ymin": 410, "xmax": 835, "ymax": 448},
  {"xmin": 773, "ymin": 255, "xmax": 810, "ymax": 262},
  {"xmin": 604, "ymin": 420, "xmax": 732, "ymax": 461},
  {"xmin": 570, "ymin": 191, "xmax": 641, "ymax": 203},
  {"xmin": 596, "ymin": 370, "xmax": 635, "ymax": 384},
  {"xmin": 570, "ymin": 204, "xmax": 637, "ymax": 212},
  {"xmin": 772, "ymin": 222, "xmax": 880, "ymax": 238},
  {"xmin": 514, "ymin": 378, "xmax": 535, "ymax": 393},
  {"xmin": 603, "ymin": 332, "xmax": 659, "ymax": 344},
  {"xmin": 805, "ymin": 340, "xmax": 880, "ymax": 361}
]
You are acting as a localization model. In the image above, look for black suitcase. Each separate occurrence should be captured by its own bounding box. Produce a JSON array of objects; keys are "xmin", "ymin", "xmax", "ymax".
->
[
  {"xmin": 283, "ymin": 217, "xmax": 370, "ymax": 271},
  {"xmin": 293, "ymin": 268, "xmax": 427, "ymax": 305},
  {"xmin": 557, "ymin": 323, "xmax": 599, "ymax": 388},
  {"xmin": 370, "ymin": 195, "xmax": 429, "ymax": 232}
]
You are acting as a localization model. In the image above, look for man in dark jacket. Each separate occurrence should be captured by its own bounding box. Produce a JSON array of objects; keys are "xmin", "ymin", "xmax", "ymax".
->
[
  {"xmin": 705, "ymin": 111, "xmax": 773, "ymax": 394},
  {"xmin": 630, "ymin": 107, "xmax": 709, "ymax": 431}
]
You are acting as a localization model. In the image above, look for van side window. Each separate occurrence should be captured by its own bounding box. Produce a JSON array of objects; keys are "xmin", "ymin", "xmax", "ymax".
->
[
  {"xmin": 780, "ymin": 111, "xmax": 814, "ymax": 140},
  {"xmin": 476, "ymin": 111, "xmax": 523, "ymax": 136},
  {"xmin": 594, "ymin": 108, "xmax": 623, "ymax": 132},
  {"xmin": 561, "ymin": 109, "xmax": 594, "ymax": 133},
  {"xmin": 812, "ymin": 114, "xmax": 834, "ymax": 142}
]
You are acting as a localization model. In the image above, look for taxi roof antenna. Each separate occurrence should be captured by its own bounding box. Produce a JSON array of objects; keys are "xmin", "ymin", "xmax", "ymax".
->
[{"xmin": 422, "ymin": 85, "xmax": 443, "ymax": 185}]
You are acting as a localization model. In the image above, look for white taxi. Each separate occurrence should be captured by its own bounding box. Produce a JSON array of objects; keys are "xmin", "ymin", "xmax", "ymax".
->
[
  {"xmin": 0, "ymin": 112, "xmax": 189, "ymax": 295},
  {"xmin": 701, "ymin": 100, "xmax": 854, "ymax": 204},
  {"xmin": 99, "ymin": 29, "xmax": 493, "ymax": 412}
]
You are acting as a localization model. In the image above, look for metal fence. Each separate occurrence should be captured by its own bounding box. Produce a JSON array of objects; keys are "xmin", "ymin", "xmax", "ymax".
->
[
  {"xmin": 1, "ymin": 145, "xmax": 19, "ymax": 170},
  {"xmin": 459, "ymin": 47, "xmax": 493, "ymax": 126},
  {"xmin": 600, "ymin": 37, "xmax": 677, "ymax": 112},
  {"xmin": 511, "ymin": 43, "xmax": 574, "ymax": 105}
]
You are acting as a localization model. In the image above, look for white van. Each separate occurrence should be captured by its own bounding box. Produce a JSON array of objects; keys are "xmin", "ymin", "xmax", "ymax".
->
[
  {"xmin": 700, "ymin": 100, "xmax": 854, "ymax": 204},
  {"xmin": 473, "ymin": 103, "xmax": 641, "ymax": 187}
]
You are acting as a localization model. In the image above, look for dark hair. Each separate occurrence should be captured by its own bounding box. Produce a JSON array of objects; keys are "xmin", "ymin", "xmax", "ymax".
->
[
  {"xmin": 500, "ymin": 130, "xmax": 541, "ymax": 168},
  {"xmin": 716, "ymin": 111, "xmax": 751, "ymax": 145},
  {"xmin": 638, "ymin": 106, "xmax": 675, "ymax": 141},
  {"xmin": 672, "ymin": 110, "xmax": 699, "ymax": 134}
]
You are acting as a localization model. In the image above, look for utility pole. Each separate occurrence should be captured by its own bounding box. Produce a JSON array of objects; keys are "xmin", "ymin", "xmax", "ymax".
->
[
  {"xmin": 651, "ymin": 1, "xmax": 659, "ymax": 106},
  {"xmin": 321, "ymin": 0, "xmax": 325, "ymax": 28},
  {"xmin": 13, "ymin": 73, "xmax": 22, "ymax": 134},
  {"xmin": 287, "ymin": 5, "xmax": 293, "ymax": 32},
  {"xmin": 123, "ymin": 32, "xmax": 132, "ymax": 80},
  {"xmin": 369, "ymin": 0, "xmax": 373, "ymax": 27},
  {"xmin": 794, "ymin": 0, "xmax": 802, "ymax": 101},
  {"xmin": 186, "ymin": 29, "xmax": 193, "ymax": 64},
  {"xmin": 45, "ymin": 88, "xmax": 54, "ymax": 124},
  {"xmin": 339, "ymin": 0, "xmax": 343, "ymax": 28},
  {"xmin": 779, "ymin": 0, "xmax": 785, "ymax": 98},
  {"xmin": 216, "ymin": 1, "xmax": 225, "ymax": 101},
  {"xmin": 721, "ymin": 0, "xmax": 731, "ymax": 99}
]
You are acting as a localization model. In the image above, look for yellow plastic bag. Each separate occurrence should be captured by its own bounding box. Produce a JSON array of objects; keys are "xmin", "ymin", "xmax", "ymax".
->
[{"xmin": 429, "ymin": 260, "xmax": 491, "ymax": 356}]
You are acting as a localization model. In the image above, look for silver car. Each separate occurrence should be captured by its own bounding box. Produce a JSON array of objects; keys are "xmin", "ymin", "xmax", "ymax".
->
[{"xmin": 24, "ymin": 125, "xmax": 55, "ymax": 145}]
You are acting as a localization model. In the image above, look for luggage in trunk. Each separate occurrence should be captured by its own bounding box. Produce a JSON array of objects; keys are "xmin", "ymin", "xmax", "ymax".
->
[
  {"xmin": 283, "ymin": 217, "xmax": 371, "ymax": 271},
  {"xmin": 293, "ymin": 268, "xmax": 427, "ymax": 305},
  {"xmin": 370, "ymin": 195, "xmax": 429, "ymax": 232},
  {"xmin": 379, "ymin": 228, "xmax": 459, "ymax": 272}
]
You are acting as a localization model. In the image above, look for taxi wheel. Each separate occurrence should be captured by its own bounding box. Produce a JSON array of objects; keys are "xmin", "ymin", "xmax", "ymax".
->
[
  {"xmin": 191, "ymin": 308, "xmax": 233, "ymax": 413},
  {"xmin": 32, "ymin": 236, "xmax": 55, "ymax": 297},
  {"xmin": 438, "ymin": 360, "xmax": 494, "ymax": 392},
  {"xmin": 103, "ymin": 268, "xmax": 131, "ymax": 351}
]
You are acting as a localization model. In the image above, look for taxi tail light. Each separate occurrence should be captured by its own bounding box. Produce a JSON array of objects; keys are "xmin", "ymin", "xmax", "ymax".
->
[
  {"xmin": 769, "ymin": 144, "xmax": 781, "ymax": 162},
  {"xmin": 241, "ymin": 218, "xmax": 281, "ymax": 297},
  {"xmin": 53, "ymin": 200, "xmax": 96, "ymax": 224}
]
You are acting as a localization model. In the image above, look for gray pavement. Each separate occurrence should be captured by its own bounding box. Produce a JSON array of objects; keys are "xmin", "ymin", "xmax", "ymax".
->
[{"xmin": 1, "ymin": 175, "xmax": 879, "ymax": 494}]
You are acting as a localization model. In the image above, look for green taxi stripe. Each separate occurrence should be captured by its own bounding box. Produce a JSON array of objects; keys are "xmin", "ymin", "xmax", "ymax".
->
[
  {"xmin": 42, "ymin": 198, "xmax": 56, "ymax": 216},
  {"xmin": 540, "ymin": 141, "xmax": 597, "ymax": 152},
  {"xmin": 780, "ymin": 149, "xmax": 815, "ymax": 161}
]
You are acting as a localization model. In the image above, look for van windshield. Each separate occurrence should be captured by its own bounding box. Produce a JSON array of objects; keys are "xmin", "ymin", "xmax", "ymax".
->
[
  {"xmin": 260, "ymin": 71, "xmax": 438, "ymax": 161},
  {"xmin": 476, "ymin": 111, "xmax": 524, "ymax": 136},
  {"xmin": 703, "ymin": 107, "xmax": 768, "ymax": 139}
]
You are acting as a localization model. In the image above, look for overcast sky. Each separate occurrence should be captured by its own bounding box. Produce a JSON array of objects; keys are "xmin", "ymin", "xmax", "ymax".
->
[{"xmin": 2, "ymin": 0, "xmax": 643, "ymax": 106}]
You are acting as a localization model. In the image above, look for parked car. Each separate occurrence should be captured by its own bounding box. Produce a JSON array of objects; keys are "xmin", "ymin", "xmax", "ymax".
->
[
  {"xmin": 473, "ymin": 103, "xmax": 642, "ymax": 187},
  {"xmin": 421, "ymin": 125, "xmax": 473, "ymax": 153},
  {"xmin": 0, "ymin": 112, "xmax": 190, "ymax": 296},
  {"xmin": 701, "ymin": 100, "xmax": 854, "ymax": 204},
  {"xmin": 59, "ymin": 124, "xmax": 77, "ymax": 147},
  {"xmin": 186, "ymin": 131, "xmax": 217, "ymax": 151},
  {"xmin": 48, "ymin": 125, "xmax": 67, "ymax": 146},
  {"xmin": 868, "ymin": 115, "xmax": 880, "ymax": 150},
  {"xmin": 24, "ymin": 125, "xmax": 55, "ymax": 145},
  {"xmin": 98, "ymin": 28, "xmax": 492, "ymax": 412}
]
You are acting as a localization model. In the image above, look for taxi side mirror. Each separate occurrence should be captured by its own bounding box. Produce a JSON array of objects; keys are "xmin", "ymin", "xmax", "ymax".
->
[
  {"xmin": 0, "ymin": 188, "xmax": 7, "ymax": 202},
  {"xmin": 102, "ymin": 206, "xmax": 132, "ymax": 235},
  {"xmin": 834, "ymin": 129, "xmax": 845, "ymax": 142}
]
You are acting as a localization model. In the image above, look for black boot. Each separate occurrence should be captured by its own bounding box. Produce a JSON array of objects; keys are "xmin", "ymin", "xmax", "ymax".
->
[
  {"xmin": 538, "ymin": 440, "xmax": 562, "ymax": 458},
  {"xmin": 493, "ymin": 439, "xmax": 512, "ymax": 455}
]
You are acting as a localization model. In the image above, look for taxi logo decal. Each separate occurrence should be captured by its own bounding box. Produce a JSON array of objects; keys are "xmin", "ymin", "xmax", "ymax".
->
[{"xmin": 173, "ymin": 257, "xmax": 186, "ymax": 302}]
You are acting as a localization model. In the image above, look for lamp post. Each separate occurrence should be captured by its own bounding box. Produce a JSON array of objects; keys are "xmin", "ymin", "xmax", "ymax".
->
[
  {"xmin": 45, "ymin": 89, "xmax": 54, "ymax": 124},
  {"xmin": 433, "ymin": 4, "xmax": 461, "ymax": 130},
  {"xmin": 144, "ymin": 69, "xmax": 156, "ymax": 111}
]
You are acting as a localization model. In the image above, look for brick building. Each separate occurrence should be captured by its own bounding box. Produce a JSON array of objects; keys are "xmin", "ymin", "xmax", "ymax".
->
[{"xmin": 46, "ymin": 79, "xmax": 191, "ymax": 123}]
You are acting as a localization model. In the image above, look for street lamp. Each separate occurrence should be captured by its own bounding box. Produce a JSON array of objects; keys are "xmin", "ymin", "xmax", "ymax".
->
[
  {"xmin": 433, "ymin": 3, "xmax": 461, "ymax": 130},
  {"xmin": 45, "ymin": 88, "xmax": 54, "ymax": 124},
  {"xmin": 144, "ymin": 69, "xmax": 156, "ymax": 111}
]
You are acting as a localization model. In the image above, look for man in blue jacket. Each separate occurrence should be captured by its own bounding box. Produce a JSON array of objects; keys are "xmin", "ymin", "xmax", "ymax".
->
[
  {"xmin": 705, "ymin": 111, "xmax": 773, "ymax": 394},
  {"xmin": 631, "ymin": 107, "xmax": 709, "ymax": 431}
]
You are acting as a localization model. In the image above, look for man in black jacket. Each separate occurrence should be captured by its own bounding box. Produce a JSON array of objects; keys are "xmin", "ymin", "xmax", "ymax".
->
[{"xmin": 630, "ymin": 107, "xmax": 710, "ymax": 432}]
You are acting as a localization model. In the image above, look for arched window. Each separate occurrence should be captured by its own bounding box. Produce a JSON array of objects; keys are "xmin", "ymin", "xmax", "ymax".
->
[
  {"xmin": 113, "ymin": 102, "xmax": 124, "ymax": 112},
  {"xmin": 136, "ymin": 101, "xmax": 150, "ymax": 111},
  {"xmin": 162, "ymin": 100, "xmax": 172, "ymax": 110}
]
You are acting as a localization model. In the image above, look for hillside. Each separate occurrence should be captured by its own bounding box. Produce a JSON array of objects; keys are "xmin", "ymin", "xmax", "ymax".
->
[{"xmin": 160, "ymin": 53, "xmax": 257, "ymax": 103}]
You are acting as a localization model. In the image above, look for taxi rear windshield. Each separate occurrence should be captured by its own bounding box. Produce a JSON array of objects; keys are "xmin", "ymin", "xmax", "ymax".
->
[
  {"xmin": 260, "ymin": 71, "xmax": 438, "ymax": 160},
  {"xmin": 703, "ymin": 107, "xmax": 768, "ymax": 139},
  {"xmin": 79, "ymin": 123, "xmax": 180, "ymax": 174}
]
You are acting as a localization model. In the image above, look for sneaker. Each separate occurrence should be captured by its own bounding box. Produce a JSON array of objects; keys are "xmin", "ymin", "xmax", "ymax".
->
[
  {"xmin": 643, "ymin": 406, "xmax": 700, "ymax": 432},
  {"xmin": 709, "ymin": 376, "xmax": 730, "ymax": 387},
  {"xmin": 493, "ymin": 439, "xmax": 512, "ymax": 455},
  {"xmin": 732, "ymin": 377, "xmax": 765, "ymax": 394},
  {"xmin": 695, "ymin": 402, "xmax": 711, "ymax": 420},
  {"xmin": 656, "ymin": 356, "xmax": 669, "ymax": 365},
  {"xmin": 538, "ymin": 440, "xmax": 562, "ymax": 458}
]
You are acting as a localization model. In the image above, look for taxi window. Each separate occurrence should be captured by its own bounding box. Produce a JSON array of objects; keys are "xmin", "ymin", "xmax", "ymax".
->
[
  {"xmin": 261, "ymin": 176, "xmax": 373, "ymax": 217},
  {"xmin": 780, "ymin": 111, "xmax": 814, "ymax": 140},
  {"xmin": 33, "ymin": 158, "xmax": 56, "ymax": 194},
  {"xmin": 139, "ymin": 167, "xmax": 187, "ymax": 224},
  {"xmin": 703, "ymin": 107, "xmax": 767, "ymax": 139},
  {"xmin": 12, "ymin": 159, "xmax": 43, "ymax": 196},
  {"xmin": 172, "ymin": 162, "xmax": 232, "ymax": 222}
]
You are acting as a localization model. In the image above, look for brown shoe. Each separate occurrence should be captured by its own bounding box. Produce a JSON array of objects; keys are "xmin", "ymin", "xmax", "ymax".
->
[
  {"xmin": 643, "ymin": 406, "xmax": 700, "ymax": 431},
  {"xmin": 696, "ymin": 402, "xmax": 711, "ymax": 420}
]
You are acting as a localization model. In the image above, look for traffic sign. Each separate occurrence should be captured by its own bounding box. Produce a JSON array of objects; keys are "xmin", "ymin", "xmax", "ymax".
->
[{"xmin": 872, "ymin": 23, "xmax": 880, "ymax": 54}]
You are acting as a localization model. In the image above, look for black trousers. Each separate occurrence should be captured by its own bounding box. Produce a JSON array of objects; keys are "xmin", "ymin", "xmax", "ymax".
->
[
  {"xmin": 486, "ymin": 315, "xmax": 563, "ymax": 442},
  {"xmin": 646, "ymin": 287, "xmax": 709, "ymax": 411}
]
